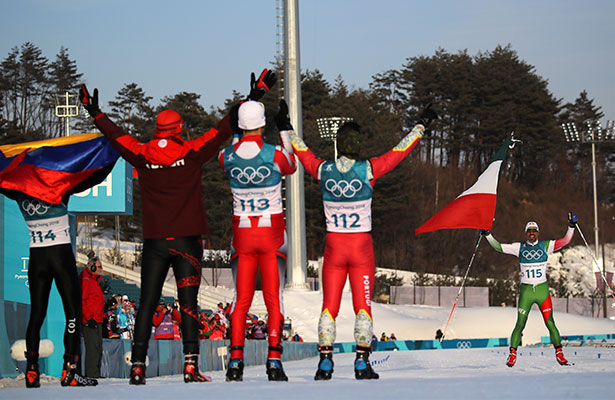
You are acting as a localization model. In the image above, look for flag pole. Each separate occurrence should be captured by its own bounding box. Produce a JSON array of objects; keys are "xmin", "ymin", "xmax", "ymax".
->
[{"xmin": 440, "ymin": 231, "xmax": 482, "ymax": 342}]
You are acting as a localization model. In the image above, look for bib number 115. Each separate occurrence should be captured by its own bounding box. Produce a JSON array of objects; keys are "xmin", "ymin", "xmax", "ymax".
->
[{"xmin": 525, "ymin": 268, "xmax": 543, "ymax": 279}]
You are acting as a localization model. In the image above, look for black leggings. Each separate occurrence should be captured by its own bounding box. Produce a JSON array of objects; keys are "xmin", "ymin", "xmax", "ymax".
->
[
  {"xmin": 26, "ymin": 244, "xmax": 81, "ymax": 359},
  {"xmin": 132, "ymin": 236, "xmax": 203, "ymax": 362}
]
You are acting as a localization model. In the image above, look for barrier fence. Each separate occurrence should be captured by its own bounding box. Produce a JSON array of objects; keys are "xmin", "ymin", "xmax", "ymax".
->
[{"xmin": 7, "ymin": 339, "xmax": 318, "ymax": 379}]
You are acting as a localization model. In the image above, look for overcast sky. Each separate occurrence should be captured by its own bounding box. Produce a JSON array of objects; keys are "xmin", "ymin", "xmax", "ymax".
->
[{"xmin": 1, "ymin": 0, "xmax": 614, "ymax": 124}]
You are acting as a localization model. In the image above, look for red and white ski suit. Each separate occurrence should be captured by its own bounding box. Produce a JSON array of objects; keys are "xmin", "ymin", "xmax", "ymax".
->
[
  {"xmin": 290, "ymin": 125, "xmax": 424, "ymax": 347},
  {"xmin": 219, "ymin": 134, "xmax": 296, "ymax": 360}
]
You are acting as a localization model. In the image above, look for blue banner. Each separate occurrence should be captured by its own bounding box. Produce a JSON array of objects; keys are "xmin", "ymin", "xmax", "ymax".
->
[
  {"xmin": 334, "ymin": 338, "xmax": 509, "ymax": 353},
  {"xmin": 541, "ymin": 333, "xmax": 615, "ymax": 345},
  {"xmin": 69, "ymin": 159, "xmax": 133, "ymax": 215}
]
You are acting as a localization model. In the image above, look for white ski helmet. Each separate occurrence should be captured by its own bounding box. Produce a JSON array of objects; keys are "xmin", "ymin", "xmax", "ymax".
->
[
  {"xmin": 238, "ymin": 101, "xmax": 266, "ymax": 130},
  {"xmin": 525, "ymin": 221, "xmax": 539, "ymax": 232}
]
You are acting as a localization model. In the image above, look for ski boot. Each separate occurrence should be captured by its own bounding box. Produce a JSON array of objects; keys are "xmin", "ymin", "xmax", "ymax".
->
[
  {"xmin": 266, "ymin": 359, "xmax": 288, "ymax": 381},
  {"xmin": 184, "ymin": 354, "xmax": 211, "ymax": 382},
  {"xmin": 129, "ymin": 361, "xmax": 146, "ymax": 385},
  {"xmin": 61, "ymin": 355, "xmax": 98, "ymax": 386},
  {"xmin": 555, "ymin": 346, "xmax": 569, "ymax": 366},
  {"xmin": 354, "ymin": 347, "xmax": 379, "ymax": 380},
  {"xmin": 506, "ymin": 347, "xmax": 517, "ymax": 368},
  {"xmin": 25, "ymin": 351, "xmax": 40, "ymax": 388},
  {"xmin": 226, "ymin": 359, "xmax": 244, "ymax": 382},
  {"xmin": 314, "ymin": 346, "xmax": 334, "ymax": 381}
]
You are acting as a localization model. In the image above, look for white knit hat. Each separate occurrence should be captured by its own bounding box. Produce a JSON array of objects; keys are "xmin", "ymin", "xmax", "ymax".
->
[
  {"xmin": 525, "ymin": 221, "xmax": 539, "ymax": 232},
  {"xmin": 238, "ymin": 101, "xmax": 266, "ymax": 130}
]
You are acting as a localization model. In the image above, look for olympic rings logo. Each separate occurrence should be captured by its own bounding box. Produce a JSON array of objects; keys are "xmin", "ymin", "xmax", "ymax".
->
[
  {"xmin": 21, "ymin": 199, "xmax": 49, "ymax": 216},
  {"xmin": 456, "ymin": 341, "xmax": 472, "ymax": 349},
  {"xmin": 522, "ymin": 249, "xmax": 544, "ymax": 260},
  {"xmin": 324, "ymin": 178, "xmax": 363, "ymax": 198},
  {"xmin": 230, "ymin": 166, "xmax": 271, "ymax": 184}
]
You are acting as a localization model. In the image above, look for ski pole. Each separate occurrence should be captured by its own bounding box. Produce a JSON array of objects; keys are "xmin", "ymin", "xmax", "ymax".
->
[
  {"xmin": 440, "ymin": 232, "xmax": 483, "ymax": 342},
  {"xmin": 574, "ymin": 223, "xmax": 615, "ymax": 302}
]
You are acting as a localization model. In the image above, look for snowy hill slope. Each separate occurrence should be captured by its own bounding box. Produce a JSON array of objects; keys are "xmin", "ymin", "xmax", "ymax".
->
[{"xmin": 283, "ymin": 290, "xmax": 615, "ymax": 344}]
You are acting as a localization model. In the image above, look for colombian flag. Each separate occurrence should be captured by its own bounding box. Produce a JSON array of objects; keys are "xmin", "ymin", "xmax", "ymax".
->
[{"xmin": 0, "ymin": 133, "xmax": 119, "ymax": 204}]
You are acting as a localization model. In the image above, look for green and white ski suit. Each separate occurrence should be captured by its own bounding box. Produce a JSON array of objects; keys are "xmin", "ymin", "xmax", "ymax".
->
[{"xmin": 485, "ymin": 227, "xmax": 574, "ymax": 347}]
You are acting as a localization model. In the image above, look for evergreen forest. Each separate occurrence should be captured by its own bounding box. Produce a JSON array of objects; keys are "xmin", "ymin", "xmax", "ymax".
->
[{"xmin": 1, "ymin": 42, "xmax": 613, "ymax": 301}]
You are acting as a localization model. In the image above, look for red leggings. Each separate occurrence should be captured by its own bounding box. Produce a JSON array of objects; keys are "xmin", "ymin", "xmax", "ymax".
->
[
  {"xmin": 321, "ymin": 232, "xmax": 374, "ymax": 319},
  {"xmin": 230, "ymin": 218, "xmax": 285, "ymax": 360}
]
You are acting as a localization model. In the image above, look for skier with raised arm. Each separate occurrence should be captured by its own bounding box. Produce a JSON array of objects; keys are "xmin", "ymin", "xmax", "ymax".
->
[
  {"xmin": 78, "ymin": 69, "xmax": 275, "ymax": 384},
  {"xmin": 288, "ymin": 105, "xmax": 437, "ymax": 380},
  {"xmin": 220, "ymin": 97, "xmax": 296, "ymax": 382},
  {"xmin": 480, "ymin": 212, "xmax": 577, "ymax": 367}
]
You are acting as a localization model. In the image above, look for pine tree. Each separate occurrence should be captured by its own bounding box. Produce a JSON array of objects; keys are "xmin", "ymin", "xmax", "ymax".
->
[
  {"xmin": 107, "ymin": 83, "xmax": 154, "ymax": 140},
  {"xmin": 0, "ymin": 43, "xmax": 50, "ymax": 140}
]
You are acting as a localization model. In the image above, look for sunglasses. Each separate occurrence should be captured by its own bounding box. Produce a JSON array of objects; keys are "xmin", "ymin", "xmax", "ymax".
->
[{"xmin": 526, "ymin": 229, "xmax": 538, "ymax": 233}]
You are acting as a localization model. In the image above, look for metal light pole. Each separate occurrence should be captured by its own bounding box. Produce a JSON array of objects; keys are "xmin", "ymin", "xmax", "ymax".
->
[
  {"xmin": 283, "ymin": 0, "xmax": 308, "ymax": 289},
  {"xmin": 316, "ymin": 117, "xmax": 353, "ymax": 160},
  {"xmin": 562, "ymin": 120, "xmax": 615, "ymax": 317},
  {"xmin": 54, "ymin": 92, "xmax": 79, "ymax": 137}
]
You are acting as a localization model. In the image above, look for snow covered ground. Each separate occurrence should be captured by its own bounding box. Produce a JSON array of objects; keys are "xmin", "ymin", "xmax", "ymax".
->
[
  {"xmin": 1, "ymin": 347, "xmax": 614, "ymax": 399},
  {"xmin": 2, "ymin": 291, "xmax": 615, "ymax": 397},
  {"xmin": 3, "ymin": 229, "xmax": 597, "ymax": 397}
]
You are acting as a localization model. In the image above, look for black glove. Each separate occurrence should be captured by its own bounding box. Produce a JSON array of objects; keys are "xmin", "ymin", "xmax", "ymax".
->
[
  {"xmin": 230, "ymin": 103, "xmax": 241, "ymax": 134},
  {"xmin": 568, "ymin": 212, "xmax": 578, "ymax": 227},
  {"xmin": 480, "ymin": 229, "xmax": 490, "ymax": 236},
  {"xmin": 79, "ymin": 84, "xmax": 101, "ymax": 118},
  {"xmin": 418, "ymin": 103, "xmax": 438, "ymax": 130},
  {"xmin": 247, "ymin": 69, "xmax": 276, "ymax": 101},
  {"xmin": 275, "ymin": 99, "xmax": 293, "ymax": 131},
  {"xmin": 87, "ymin": 319, "xmax": 97, "ymax": 329}
]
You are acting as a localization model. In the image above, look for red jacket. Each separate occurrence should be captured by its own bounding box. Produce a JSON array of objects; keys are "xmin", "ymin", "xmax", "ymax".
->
[
  {"xmin": 80, "ymin": 268, "xmax": 105, "ymax": 323},
  {"xmin": 94, "ymin": 113, "xmax": 231, "ymax": 239},
  {"xmin": 152, "ymin": 305, "xmax": 181, "ymax": 339}
]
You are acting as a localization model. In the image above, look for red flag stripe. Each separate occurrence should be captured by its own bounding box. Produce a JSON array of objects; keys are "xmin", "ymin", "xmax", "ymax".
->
[{"xmin": 414, "ymin": 193, "xmax": 496, "ymax": 234}]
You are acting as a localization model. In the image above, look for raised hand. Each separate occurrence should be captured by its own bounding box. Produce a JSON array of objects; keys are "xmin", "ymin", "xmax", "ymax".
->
[
  {"xmin": 247, "ymin": 69, "xmax": 276, "ymax": 101},
  {"xmin": 79, "ymin": 84, "xmax": 101, "ymax": 118},
  {"xmin": 418, "ymin": 103, "xmax": 438, "ymax": 130},
  {"xmin": 275, "ymin": 99, "xmax": 293, "ymax": 131},
  {"xmin": 567, "ymin": 212, "xmax": 578, "ymax": 227}
]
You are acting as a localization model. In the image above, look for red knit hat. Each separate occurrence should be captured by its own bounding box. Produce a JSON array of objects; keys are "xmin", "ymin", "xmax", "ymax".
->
[{"xmin": 156, "ymin": 110, "xmax": 183, "ymax": 135}]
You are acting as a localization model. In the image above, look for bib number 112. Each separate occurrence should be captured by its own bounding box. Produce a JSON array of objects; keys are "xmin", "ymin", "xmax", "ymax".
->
[{"xmin": 332, "ymin": 213, "xmax": 360, "ymax": 228}]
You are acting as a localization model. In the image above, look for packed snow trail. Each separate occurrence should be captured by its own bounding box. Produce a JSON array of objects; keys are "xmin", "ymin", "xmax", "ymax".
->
[{"xmin": 1, "ymin": 347, "xmax": 614, "ymax": 399}]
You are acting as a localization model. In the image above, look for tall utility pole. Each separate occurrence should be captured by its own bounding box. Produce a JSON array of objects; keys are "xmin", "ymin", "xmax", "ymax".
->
[
  {"xmin": 561, "ymin": 120, "xmax": 615, "ymax": 258},
  {"xmin": 283, "ymin": 0, "xmax": 308, "ymax": 288},
  {"xmin": 562, "ymin": 119, "xmax": 615, "ymax": 318}
]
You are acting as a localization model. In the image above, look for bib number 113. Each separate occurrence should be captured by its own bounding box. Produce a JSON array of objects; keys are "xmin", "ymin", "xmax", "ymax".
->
[{"xmin": 239, "ymin": 198, "xmax": 269, "ymax": 212}]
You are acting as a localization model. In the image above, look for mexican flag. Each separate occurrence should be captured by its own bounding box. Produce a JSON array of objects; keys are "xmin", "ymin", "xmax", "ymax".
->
[{"xmin": 415, "ymin": 136, "xmax": 511, "ymax": 234}]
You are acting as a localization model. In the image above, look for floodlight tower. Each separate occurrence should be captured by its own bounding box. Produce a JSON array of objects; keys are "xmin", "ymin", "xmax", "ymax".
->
[
  {"xmin": 562, "ymin": 120, "xmax": 615, "ymax": 318},
  {"xmin": 316, "ymin": 117, "xmax": 354, "ymax": 160},
  {"xmin": 54, "ymin": 92, "xmax": 79, "ymax": 137},
  {"xmin": 561, "ymin": 120, "xmax": 615, "ymax": 258}
]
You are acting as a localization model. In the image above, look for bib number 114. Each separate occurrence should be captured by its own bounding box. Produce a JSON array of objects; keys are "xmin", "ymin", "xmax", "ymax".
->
[{"xmin": 30, "ymin": 230, "xmax": 57, "ymax": 244}]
